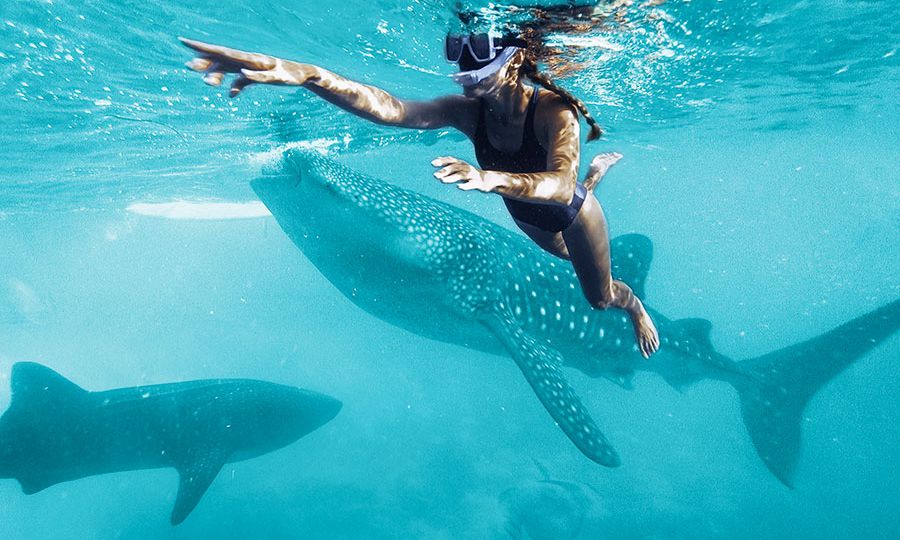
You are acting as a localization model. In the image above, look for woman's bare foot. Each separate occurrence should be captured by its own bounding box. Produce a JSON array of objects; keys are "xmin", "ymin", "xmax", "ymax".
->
[
  {"xmin": 583, "ymin": 152, "xmax": 623, "ymax": 191},
  {"xmin": 628, "ymin": 300, "xmax": 659, "ymax": 359}
]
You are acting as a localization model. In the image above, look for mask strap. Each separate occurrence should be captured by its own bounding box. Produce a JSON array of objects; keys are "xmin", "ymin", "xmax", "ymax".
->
[{"xmin": 451, "ymin": 47, "xmax": 519, "ymax": 86}]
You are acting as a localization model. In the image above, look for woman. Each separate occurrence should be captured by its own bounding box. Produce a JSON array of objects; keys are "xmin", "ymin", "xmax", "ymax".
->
[{"xmin": 179, "ymin": 30, "xmax": 659, "ymax": 358}]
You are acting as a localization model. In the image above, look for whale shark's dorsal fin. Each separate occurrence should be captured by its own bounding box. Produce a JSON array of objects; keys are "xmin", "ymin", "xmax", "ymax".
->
[
  {"xmin": 10, "ymin": 362, "xmax": 87, "ymax": 410},
  {"xmin": 670, "ymin": 318, "xmax": 714, "ymax": 351},
  {"xmin": 610, "ymin": 234, "xmax": 652, "ymax": 298},
  {"xmin": 5, "ymin": 363, "xmax": 88, "ymax": 494},
  {"xmin": 484, "ymin": 309, "xmax": 621, "ymax": 468},
  {"xmin": 170, "ymin": 446, "xmax": 230, "ymax": 525}
]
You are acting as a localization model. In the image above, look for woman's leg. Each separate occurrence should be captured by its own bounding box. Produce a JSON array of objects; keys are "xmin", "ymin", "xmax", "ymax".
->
[
  {"xmin": 513, "ymin": 219, "xmax": 570, "ymax": 260},
  {"xmin": 561, "ymin": 193, "xmax": 660, "ymax": 358}
]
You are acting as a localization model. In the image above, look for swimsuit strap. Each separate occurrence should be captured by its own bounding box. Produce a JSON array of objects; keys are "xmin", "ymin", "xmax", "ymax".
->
[{"xmin": 526, "ymin": 85, "xmax": 539, "ymax": 121}]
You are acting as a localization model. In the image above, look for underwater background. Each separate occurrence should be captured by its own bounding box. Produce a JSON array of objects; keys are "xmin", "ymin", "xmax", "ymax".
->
[{"xmin": 0, "ymin": 0, "xmax": 897, "ymax": 538}]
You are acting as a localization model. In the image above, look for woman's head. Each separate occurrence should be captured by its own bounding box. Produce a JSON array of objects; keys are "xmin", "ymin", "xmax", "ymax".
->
[
  {"xmin": 445, "ymin": 32, "xmax": 527, "ymax": 85},
  {"xmin": 445, "ymin": 29, "xmax": 603, "ymax": 141}
]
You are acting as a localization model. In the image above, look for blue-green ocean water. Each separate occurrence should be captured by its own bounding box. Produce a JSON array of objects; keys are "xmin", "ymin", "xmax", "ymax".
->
[{"xmin": 0, "ymin": 0, "xmax": 898, "ymax": 538}]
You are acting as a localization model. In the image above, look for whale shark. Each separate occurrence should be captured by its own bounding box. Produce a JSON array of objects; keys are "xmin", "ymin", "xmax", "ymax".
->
[
  {"xmin": 250, "ymin": 149, "xmax": 899, "ymax": 486},
  {"xmin": 0, "ymin": 362, "xmax": 341, "ymax": 524}
]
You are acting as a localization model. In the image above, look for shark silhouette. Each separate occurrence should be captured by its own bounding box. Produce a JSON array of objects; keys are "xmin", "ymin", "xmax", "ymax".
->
[
  {"xmin": 251, "ymin": 149, "xmax": 899, "ymax": 486},
  {"xmin": 0, "ymin": 362, "xmax": 341, "ymax": 524}
]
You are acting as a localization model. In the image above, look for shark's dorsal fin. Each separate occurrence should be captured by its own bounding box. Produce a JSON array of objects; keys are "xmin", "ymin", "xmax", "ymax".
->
[
  {"xmin": 171, "ymin": 447, "xmax": 230, "ymax": 525},
  {"xmin": 671, "ymin": 318, "xmax": 713, "ymax": 350},
  {"xmin": 10, "ymin": 362, "xmax": 87, "ymax": 410},
  {"xmin": 483, "ymin": 310, "xmax": 620, "ymax": 468},
  {"xmin": 656, "ymin": 318, "xmax": 714, "ymax": 391},
  {"xmin": 5, "ymin": 364, "xmax": 87, "ymax": 495},
  {"xmin": 610, "ymin": 234, "xmax": 652, "ymax": 298}
]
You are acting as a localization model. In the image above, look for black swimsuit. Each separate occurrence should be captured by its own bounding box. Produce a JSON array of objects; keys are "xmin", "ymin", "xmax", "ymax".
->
[{"xmin": 473, "ymin": 87, "xmax": 587, "ymax": 233}]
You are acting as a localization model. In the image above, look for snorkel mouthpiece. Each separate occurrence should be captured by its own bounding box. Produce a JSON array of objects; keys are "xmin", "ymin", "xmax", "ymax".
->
[{"xmin": 451, "ymin": 47, "xmax": 519, "ymax": 86}]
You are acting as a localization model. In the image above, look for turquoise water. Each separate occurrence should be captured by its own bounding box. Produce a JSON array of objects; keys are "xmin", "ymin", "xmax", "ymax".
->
[{"xmin": 1, "ymin": 0, "xmax": 898, "ymax": 538}]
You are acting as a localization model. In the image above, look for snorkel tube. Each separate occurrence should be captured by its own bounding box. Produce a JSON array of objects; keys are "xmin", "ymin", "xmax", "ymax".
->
[{"xmin": 451, "ymin": 46, "xmax": 520, "ymax": 86}]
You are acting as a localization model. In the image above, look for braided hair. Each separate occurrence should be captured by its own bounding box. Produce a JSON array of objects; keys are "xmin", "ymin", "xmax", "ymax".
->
[{"xmin": 517, "ymin": 29, "xmax": 603, "ymax": 141}]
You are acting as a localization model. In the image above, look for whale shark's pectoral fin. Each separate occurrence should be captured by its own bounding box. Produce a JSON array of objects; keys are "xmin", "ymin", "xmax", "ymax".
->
[
  {"xmin": 610, "ymin": 234, "xmax": 652, "ymax": 298},
  {"xmin": 483, "ymin": 310, "xmax": 620, "ymax": 467},
  {"xmin": 170, "ymin": 448, "xmax": 230, "ymax": 525}
]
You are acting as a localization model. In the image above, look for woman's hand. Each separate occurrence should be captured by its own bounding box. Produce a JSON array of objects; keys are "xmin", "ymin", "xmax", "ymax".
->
[
  {"xmin": 179, "ymin": 37, "xmax": 315, "ymax": 96},
  {"xmin": 432, "ymin": 157, "xmax": 501, "ymax": 193}
]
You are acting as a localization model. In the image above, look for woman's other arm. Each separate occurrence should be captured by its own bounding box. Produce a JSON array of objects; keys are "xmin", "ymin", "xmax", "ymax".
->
[
  {"xmin": 180, "ymin": 38, "xmax": 470, "ymax": 131},
  {"xmin": 433, "ymin": 98, "xmax": 580, "ymax": 205}
]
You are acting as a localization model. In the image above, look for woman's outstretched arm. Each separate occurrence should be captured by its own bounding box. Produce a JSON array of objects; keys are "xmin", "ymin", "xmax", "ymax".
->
[{"xmin": 179, "ymin": 38, "xmax": 469, "ymax": 131}]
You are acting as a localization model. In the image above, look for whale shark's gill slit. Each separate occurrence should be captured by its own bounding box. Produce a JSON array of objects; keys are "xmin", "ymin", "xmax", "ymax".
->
[{"xmin": 484, "ymin": 310, "xmax": 620, "ymax": 467}]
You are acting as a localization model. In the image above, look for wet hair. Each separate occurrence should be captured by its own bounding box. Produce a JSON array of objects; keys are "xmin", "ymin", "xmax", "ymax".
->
[{"xmin": 517, "ymin": 29, "xmax": 603, "ymax": 141}]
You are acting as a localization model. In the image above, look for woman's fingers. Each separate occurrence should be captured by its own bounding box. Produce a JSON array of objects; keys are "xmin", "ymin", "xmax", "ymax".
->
[
  {"xmin": 178, "ymin": 37, "xmax": 277, "ymax": 71},
  {"xmin": 240, "ymin": 68, "xmax": 281, "ymax": 84},
  {"xmin": 434, "ymin": 164, "xmax": 468, "ymax": 182},
  {"xmin": 432, "ymin": 157, "xmax": 468, "ymax": 180},
  {"xmin": 179, "ymin": 37, "xmax": 226, "ymax": 55},
  {"xmin": 433, "ymin": 157, "xmax": 484, "ymax": 188},
  {"xmin": 185, "ymin": 58, "xmax": 213, "ymax": 72},
  {"xmin": 436, "ymin": 172, "xmax": 463, "ymax": 184},
  {"xmin": 435, "ymin": 169, "xmax": 467, "ymax": 183},
  {"xmin": 431, "ymin": 156, "xmax": 460, "ymax": 168},
  {"xmin": 229, "ymin": 75, "xmax": 255, "ymax": 97},
  {"xmin": 201, "ymin": 62, "xmax": 225, "ymax": 86}
]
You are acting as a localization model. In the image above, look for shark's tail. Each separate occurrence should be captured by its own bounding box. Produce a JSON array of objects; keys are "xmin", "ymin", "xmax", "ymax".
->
[{"xmin": 732, "ymin": 299, "xmax": 900, "ymax": 486}]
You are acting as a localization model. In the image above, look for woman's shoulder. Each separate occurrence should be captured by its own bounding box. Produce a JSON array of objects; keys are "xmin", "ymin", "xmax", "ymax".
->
[
  {"xmin": 533, "ymin": 88, "xmax": 579, "ymax": 142},
  {"xmin": 535, "ymin": 88, "xmax": 577, "ymax": 116}
]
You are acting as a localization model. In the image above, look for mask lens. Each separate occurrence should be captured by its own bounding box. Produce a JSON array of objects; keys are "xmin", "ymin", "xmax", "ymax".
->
[
  {"xmin": 445, "ymin": 35, "xmax": 463, "ymax": 62},
  {"xmin": 469, "ymin": 33, "xmax": 494, "ymax": 62}
]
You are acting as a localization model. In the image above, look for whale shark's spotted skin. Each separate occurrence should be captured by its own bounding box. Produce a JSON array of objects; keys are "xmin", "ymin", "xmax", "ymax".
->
[{"xmin": 254, "ymin": 150, "xmax": 900, "ymax": 479}]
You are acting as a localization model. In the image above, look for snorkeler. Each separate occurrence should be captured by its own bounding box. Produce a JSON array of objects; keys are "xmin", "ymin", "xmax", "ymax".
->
[{"xmin": 179, "ymin": 30, "xmax": 660, "ymax": 358}]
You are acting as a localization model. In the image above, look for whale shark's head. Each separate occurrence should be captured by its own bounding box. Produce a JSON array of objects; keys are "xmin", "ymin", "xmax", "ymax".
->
[
  {"xmin": 229, "ymin": 380, "xmax": 342, "ymax": 459},
  {"xmin": 250, "ymin": 149, "xmax": 487, "ymax": 309},
  {"xmin": 252, "ymin": 148, "xmax": 420, "ymax": 230},
  {"xmin": 251, "ymin": 149, "xmax": 439, "ymax": 252}
]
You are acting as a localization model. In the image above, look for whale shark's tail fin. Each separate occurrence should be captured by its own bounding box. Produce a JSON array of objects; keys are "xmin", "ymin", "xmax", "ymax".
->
[{"xmin": 734, "ymin": 299, "xmax": 900, "ymax": 486}]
